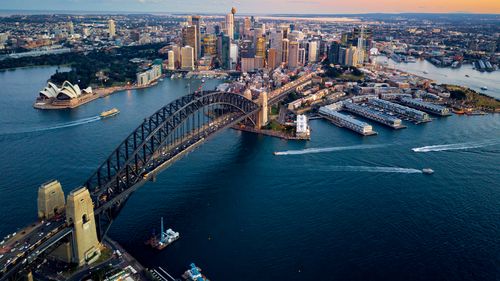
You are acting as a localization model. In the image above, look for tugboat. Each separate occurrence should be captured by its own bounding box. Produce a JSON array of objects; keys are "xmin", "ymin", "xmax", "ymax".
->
[
  {"xmin": 182, "ymin": 263, "xmax": 209, "ymax": 281},
  {"xmin": 100, "ymin": 108, "xmax": 119, "ymax": 119},
  {"xmin": 145, "ymin": 217, "xmax": 180, "ymax": 250},
  {"xmin": 422, "ymin": 168, "xmax": 434, "ymax": 175}
]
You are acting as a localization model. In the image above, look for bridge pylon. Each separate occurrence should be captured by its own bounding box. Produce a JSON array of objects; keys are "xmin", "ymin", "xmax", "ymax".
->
[
  {"xmin": 256, "ymin": 91, "xmax": 269, "ymax": 128},
  {"xmin": 66, "ymin": 187, "xmax": 101, "ymax": 266},
  {"xmin": 37, "ymin": 180, "xmax": 65, "ymax": 220}
]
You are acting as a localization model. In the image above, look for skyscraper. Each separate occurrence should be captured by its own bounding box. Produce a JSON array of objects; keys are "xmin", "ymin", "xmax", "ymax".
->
[
  {"xmin": 203, "ymin": 34, "xmax": 217, "ymax": 56},
  {"xmin": 191, "ymin": 16, "xmax": 202, "ymax": 59},
  {"xmin": 182, "ymin": 25, "xmax": 198, "ymax": 64},
  {"xmin": 108, "ymin": 19, "xmax": 116, "ymax": 38},
  {"xmin": 225, "ymin": 9, "xmax": 235, "ymax": 40},
  {"xmin": 220, "ymin": 34, "xmax": 231, "ymax": 70},
  {"xmin": 329, "ymin": 41, "xmax": 342, "ymax": 65},
  {"xmin": 298, "ymin": 48, "xmax": 306, "ymax": 66},
  {"xmin": 308, "ymin": 41, "xmax": 318, "ymax": 63},
  {"xmin": 281, "ymin": 39, "xmax": 289, "ymax": 64},
  {"xmin": 267, "ymin": 48, "xmax": 278, "ymax": 69},
  {"xmin": 288, "ymin": 41, "xmax": 299, "ymax": 69},
  {"xmin": 167, "ymin": 50, "xmax": 175, "ymax": 70},
  {"xmin": 181, "ymin": 46, "xmax": 195, "ymax": 70}
]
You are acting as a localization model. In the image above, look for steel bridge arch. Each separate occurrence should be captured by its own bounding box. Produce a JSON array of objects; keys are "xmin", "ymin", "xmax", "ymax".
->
[{"xmin": 83, "ymin": 91, "xmax": 259, "ymax": 239}]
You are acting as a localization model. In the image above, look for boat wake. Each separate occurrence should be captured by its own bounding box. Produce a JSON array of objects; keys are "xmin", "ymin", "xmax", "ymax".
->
[
  {"xmin": 315, "ymin": 166, "xmax": 423, "ymax": 174},
  {"xmin": 412, "ymin": 140, "xmax": 498, "ymax": 153},
  {"xmin": 274, "ymin": 144, "xmax": 387, "ymax": 156},
  {"xmin": 2, "ymin": 116, "xmax": 101, "ymax": 135}
]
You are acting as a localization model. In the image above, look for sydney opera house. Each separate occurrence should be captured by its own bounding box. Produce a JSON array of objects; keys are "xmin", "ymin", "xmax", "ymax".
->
[{"xmin": 35, "ymin": 81, "xmax": 97, "ymax": 109}]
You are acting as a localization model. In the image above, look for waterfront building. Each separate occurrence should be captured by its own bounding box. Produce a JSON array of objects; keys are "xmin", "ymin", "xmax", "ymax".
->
[
  {"xmin": 182, "ymin": 25, "xmax": 198, "ymax": 64},
  {"xmin": 288, "ymin": 41, "xmax": 299, "ymax": 69},
  {"xmin": 296, "ymin": 115, "xmax": 310, "ymax": 138},
  {"xmin": 36, "ymin": 81, "xmax": 95, "ymax": 109},
  {"xmin": 167, "ymin": 50, "xmax": 175, "ymax": 70},
  {"xmin": 181, "ymin": 46, "xmax": 195, "ymax": 71},
  {"xmin": 108, "ymin": 19, "xmax": 116, "ymax": 38},
  {"xmin": 308, "ymin": 41, "xmax": 318, "ymax": 63},
  {"xmin": 137, "ymin": 64, "xmax": 162, "ymax": 87},
  {"xmin": 172, "ymin": 45, "xmax": 182, "ymax": 69},
  {"xmin": 319, "ymin": 106, "xmax": 375, "ymax": 135}
]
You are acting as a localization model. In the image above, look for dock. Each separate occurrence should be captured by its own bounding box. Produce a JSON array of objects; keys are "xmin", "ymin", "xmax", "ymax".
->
[
  {"xmin": 319, "ymin": 107, "xmax": 377, "ymax": 136},
  {"xmin": 399, "ymin": 97, "xmax": 451, "ymax": 116},
  {"xmin": 343, "ymin": 102, "xmax": 406, "ymax": 129},
  {"xmin": 368, "ymin": 98, "xmax": 432, "ymax": 123}
]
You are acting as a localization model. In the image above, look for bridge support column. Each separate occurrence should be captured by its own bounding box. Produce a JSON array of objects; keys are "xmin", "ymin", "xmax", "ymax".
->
[
  {"xmin": 256, "ymin": 91, "xmax": 269, "ymax": 129},
  {"xmin": 66, "ymin": 187, "xmax": 101, "ymax": 266},
  {"xmin": 37, "ymin": 180, "xmax": 65, "ymax": 220}
]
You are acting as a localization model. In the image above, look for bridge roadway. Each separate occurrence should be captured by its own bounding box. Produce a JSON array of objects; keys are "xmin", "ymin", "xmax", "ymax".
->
[
  {"xmin": 268, "ymin": 72, "xmax": 315, "ymax": 104},
  {"xmin": 0, "ymin": 109, "xmax": 250, "ymax": 281}
]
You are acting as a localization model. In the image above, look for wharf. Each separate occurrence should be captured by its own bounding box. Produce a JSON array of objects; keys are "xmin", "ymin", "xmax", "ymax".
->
[{"xmin": 321, "ymin": 115, "xmax": 377, "ymax": 136}]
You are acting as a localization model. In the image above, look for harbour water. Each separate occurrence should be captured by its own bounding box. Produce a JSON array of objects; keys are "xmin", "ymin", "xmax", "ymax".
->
[
  {"xmin": 0, "ymin": 66, "xmax": 499, "ymax": 280},
  {"xmin": 373, "ymin": 56, "xmax": 500, "ymax": 99}
]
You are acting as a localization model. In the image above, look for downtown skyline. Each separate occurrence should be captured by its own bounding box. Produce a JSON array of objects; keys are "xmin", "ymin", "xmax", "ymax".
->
[{"xmin": 1, "ymin": 0, "xmax": 500, "ymax": 14}]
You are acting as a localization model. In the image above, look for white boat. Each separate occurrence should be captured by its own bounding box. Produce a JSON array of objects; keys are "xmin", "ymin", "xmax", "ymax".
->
[
  {"xmin": 100, "ymin": 108, "xmax": 119, "ymax": 118},
  {"xmin": 422, "ymin": 168, "xmax": 434, "ymax": 175}
]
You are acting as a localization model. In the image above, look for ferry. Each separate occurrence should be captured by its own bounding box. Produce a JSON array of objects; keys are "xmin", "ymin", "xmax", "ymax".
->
[
  {"xmin": 100, "ymin": 108, "xmax": 119, "ymax": 118},
  {"xmin": 422, "ymin": 168, "xmax": 434, "ymax": 175},
  {"xmin": 182, "ymin": 263, "xmax": 209, "ymax": 281}
]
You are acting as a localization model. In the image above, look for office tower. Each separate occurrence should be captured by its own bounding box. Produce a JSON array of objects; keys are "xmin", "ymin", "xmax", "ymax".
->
[
  {"xmin": 256, "ymin": 37, "xmax": 266, "ymax": 58},
  {"xmin": 182, "ymin": 25, "xmax": 198, "ymax": 63},
  {"xmin": 108, "ymin": 19, "xmax": 116, "ymax": 38},
  {"xmin": 203, "ymin": 34, "xmax": 217, "ymax": 56},
  {"xmin": 225, "ymin": 12, "xmax": 234, "ymax": 40},
  {"xmin": 220, "ymin": 34, "xmax": 231, "ymax": 70},
  {"xmin": 172, "ymin": 45, "xmax": 181, "ymax": 68},
  {"xmin": 329, "ymin": 41, "xmax": 342, "ymax": 65},
  {"xmin": 244, "ymin": 17, "xmax": 251, "ymax": 36},
  {"xmin": 298, "ymin": 48, "xmax": 306, "ymax": 66},
  {"xmin": 230, "ymin": 43, "xmax": 238, "ymax": 70},
  {"xmin": 288, "ymin": 41, "xmax": 299, "ymax": 69},
  {"xmin": 191, "ymin": 16, "xmax": 201, "ymax": 59},
  {"xmin": 240, "ymin": 40, "xmax": 255, "ymax": 59},
  {"xmin": 167, "ymin": 50, "xmax": 175, "ymax": 70},
  {"xmin": 281, "ymin": 39, "xmax": 289, "ymax": 64},
  {"xmin": 339, "ymin": 46, "xmax": 347, "ymax": 65},
  {"xmin": 181, "ymin": 46, "xmax": 195, "ymax": 70},
  {"xmin": 270, "ymin": 30, "xmax": 283, "ymax": 63},
  {"xmin": 308, "ymin": 41, "xmax": 318, "ymax": 63},
  {"xmin": 288, "ymin": 31, "xmax": 304, "ymax": 42},
  {"xmin": 267, "ymin": 48, "xmax": 278, "ymax": 69},
  {"xmin": 186, "ymin": 15, "xmax": 192, "ymax": 25},
  {"xmin": 346, "ymin": 46, "xmax": 359, "ymax": 67},
  {"xmin": 214, "ymin": 25, "xmax": 221, "ymax": 35},
  {"xmin": 234, "ymin": 20, "xmax": 241, "ymax": 40}
]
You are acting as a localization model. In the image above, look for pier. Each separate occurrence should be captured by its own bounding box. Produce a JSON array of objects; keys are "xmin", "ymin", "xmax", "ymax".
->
[
  {"xmin": 343, "ymin": 102, "xmax": 406, "ymax": 129},
  {"xmin": 399, "ymin": 97, "xmax": 451, "ymax": 116},
  {"xmin": 368, "ymin": 98, "xmax": 431, "ymax": 123},
  {"xmin": 319, "ymin": 107, "xmax": 377, "ymax": 136}
]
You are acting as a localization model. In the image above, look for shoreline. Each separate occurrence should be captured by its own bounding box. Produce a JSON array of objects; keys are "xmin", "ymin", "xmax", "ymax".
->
[{"xmin": 33, "ymin": 77, "xmax": 163, "ymax": 110}]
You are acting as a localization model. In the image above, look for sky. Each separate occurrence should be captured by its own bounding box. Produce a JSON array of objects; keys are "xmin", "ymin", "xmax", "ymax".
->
[{"xmin": 1, "ymin": 0, "xmax": 499, "ymax": 14}]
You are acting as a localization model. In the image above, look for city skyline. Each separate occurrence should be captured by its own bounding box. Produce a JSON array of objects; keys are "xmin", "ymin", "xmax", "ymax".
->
[{"xmin": 1, "ymin": 0, "xmax": 500, "ymax": 14}]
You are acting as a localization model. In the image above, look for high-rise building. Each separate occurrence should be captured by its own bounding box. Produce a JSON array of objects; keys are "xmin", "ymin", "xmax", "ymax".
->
[
  {"xmin": 181, "ymin": 46, "xmax": 195, "ymax": 70},
  {"xmin": 203, "ymin": 34, "xmax": 217, "ymax": 56},
  {"xmin": 256, "ymin": 37, "xmax": 266, "ymax": 58},
  {"xmin": 225, "ymin": 13, "xmax": 234, "ymax": 40},
  {"xmin": 172, "ymin": 45, "xmax": 182, "ymax": 69},
  {"xmin": 220, "ymin": 34, "xmax": 231, "ymax": 70},
  {"xmin": 230, "ymin": 43, "xmax": 238, "ymax": 70},
  {"xmin": 167, "ymin": 50, "xmax": 175, "ymax": 70},
  {"xmin": 191, "ymin": 16, "xmax": 202, "ymax": 59},
  {"xmin": 346, "ymin": 46, "xmax": 359, "ymax": 67},
  {"xmin": 281, "ymin": 39, "xmax": 289, "ymax": 64},
  {"xmin": 270, "ymin": 30, "xmax": 283, "ymax": 64},
  {"xmin": 298, "ymin": 48, "xmax": 306, "ymax": 66},
  {"xmin": 288, "ymin": 41, "xmax": 299, "ymax": 69},
  {"xmin": 244, "ymin": 17, "xmax": 251, "ymax": 36},
  {"xmin": 182, "ymin": 25, "xmax": 198, "ymax": 64},
  {"xmin": 329, "ymin": 41, "xmax": 342, "ymax": 65},
  {"xmin": 267, "ymin": 48, "xmax": 278, "ymax": 69},
  {"xmin": 308, "ymin": 41, "xmax": 318, "ymax": 63},
  {"xmin": 108, "ymin": 19, "xmax": 116, "ymax": 38}
]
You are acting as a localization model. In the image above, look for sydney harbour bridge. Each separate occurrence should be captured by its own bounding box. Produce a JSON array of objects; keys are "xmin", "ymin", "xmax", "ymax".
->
[{"xmin": 0, "ymin": 73, "xmax": 314, "ymax": 281}]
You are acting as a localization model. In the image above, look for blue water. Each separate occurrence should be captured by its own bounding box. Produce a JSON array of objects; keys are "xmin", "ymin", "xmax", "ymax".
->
[{"xmin": 0, "ymin": 66, "xmax": 500, "ymax": 280}]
